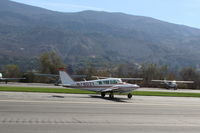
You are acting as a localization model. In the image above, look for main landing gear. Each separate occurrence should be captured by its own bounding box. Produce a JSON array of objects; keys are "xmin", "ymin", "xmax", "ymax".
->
[
  {"xmin": 174, "ymin": 87, "xmax": 178, "ymax": 90},
  {"xmin": 101, "ymin": 92, "xmax": 114, "ymax": 99},
  {"xmin": 109, "ymin": 93, "xmax": 114, "ymax": 99},
  {"xmin": 127, "ymin": 93, "xmax": 132, "ymax": 99},
  {"xmin": 101, "ymin": 92, "xmax": 133, "ymax": 99}
]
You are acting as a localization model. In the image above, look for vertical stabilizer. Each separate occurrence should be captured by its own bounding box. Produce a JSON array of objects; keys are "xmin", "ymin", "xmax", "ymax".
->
[{"xmin": 59, "ymin": 68, "xmax": 75, "ymax": 85}]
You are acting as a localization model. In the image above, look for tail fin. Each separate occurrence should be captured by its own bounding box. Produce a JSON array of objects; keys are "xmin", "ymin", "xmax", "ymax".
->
[{"xmin": 58, "ymin": 68, "xmax": 75, "ymax": 85}]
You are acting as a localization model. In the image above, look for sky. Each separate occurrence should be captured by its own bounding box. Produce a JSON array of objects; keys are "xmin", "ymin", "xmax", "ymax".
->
[{"xmin": 12, "ymin": 0, "xmax": 200, "ymax": 29}]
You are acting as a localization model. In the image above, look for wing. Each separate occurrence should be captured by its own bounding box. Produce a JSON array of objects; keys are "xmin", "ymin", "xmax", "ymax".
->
[
  {"xmin": 1, "ymin": 78, "xmax": 26, "ymax": 81},
  {"xmin": 92, "ymin": 76, "xmax": 143, "ymax": 80},
  {"xmin": 175, "ymin": 81, "xmax": 194, "ymax": 84},
  {"xmin": 91, "ymin": 76, "xmax": 107, "ymax": 79},
  {"xmin": 34, "ymin": 73, "xmax": 87, "ymax": 78},
  {"xmin": 101, "ymin": 87, "xmax": 120, "ymax": 92},
  {"xmin": 34, "ymin": 73, "xmax": 58, "ymax": 77},
  {"xmin": 152, "ymin": 80, "xmax": 194, "ymax": 84},
  {"xmin": 101, "ymin": 84, "xmax": 138, "ymax": 93},
  {"xmin": 151, "ymin": 80, "xmax": 165, "ymax": 82},
  {"xmin": 121, "ymin": 78, "xmax": 143, "ymax": 81},
  {"xmin": 101, "ymin": 87, "xmax": 133, "ymax": 93}
]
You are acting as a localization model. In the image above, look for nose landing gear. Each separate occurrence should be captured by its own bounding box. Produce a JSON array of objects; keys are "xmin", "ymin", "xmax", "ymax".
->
[
  {"xmin": 109, "ymin": 93, "xmax": 114, "ymax": 99},
  {"xmin": 101, "ymin": 92, "xmax": 105, "ymax": 98}
]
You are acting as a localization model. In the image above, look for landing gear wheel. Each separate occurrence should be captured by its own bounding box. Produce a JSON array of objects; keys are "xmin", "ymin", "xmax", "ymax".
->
[
  {"xmin": 109, "ymin": 93, "xmax": 114, "ymax": 99},
  {"xmin": 101, "ymin": 92, "xmax": 105, "ymax": 98},
  {"xmin": 127, "ymin": 93, "xmax": 132, "ymax": 99}
]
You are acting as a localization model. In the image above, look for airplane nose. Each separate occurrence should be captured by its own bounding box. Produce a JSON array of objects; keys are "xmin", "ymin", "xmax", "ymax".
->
[
  {"xmin": 129, "ymin": 84, "xmax": 139, "ymax": 88},
  {"xmin": 134, "ymin": 84, "xmax": 140, "ymax": 88}
]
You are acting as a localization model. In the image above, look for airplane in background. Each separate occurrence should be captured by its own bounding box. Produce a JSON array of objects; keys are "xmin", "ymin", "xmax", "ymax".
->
[
  {"xmin": 0, "ymin": 73, "xmax": 25, "ymax": 84},
  {"xmin": 59, "ymin": 68, "xmax": 141, "ymax": 99},
  {"xmin": 151, "ymin": 79, "xmax": 194, "ymax": 90}
]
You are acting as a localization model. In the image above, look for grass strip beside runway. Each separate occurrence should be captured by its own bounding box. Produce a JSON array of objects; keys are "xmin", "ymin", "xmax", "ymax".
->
[
  {"xmin": 0, "ymin": 86, "xmax": 95, "ymax": 94},
  {"xmin": 133, "ymin": 91, "xmax": 200, "ymax": 97},
  {"xmin": 1, "ymin": 86, "xmax": 200, "ymax": 97}
]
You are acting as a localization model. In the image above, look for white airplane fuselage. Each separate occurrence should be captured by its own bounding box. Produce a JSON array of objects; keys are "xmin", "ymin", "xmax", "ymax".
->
[
  {"xmin": 164, "ymin": 81, "xmax": 177, "ymax": 89},
  {"xmin": 62, "ymin": 78, "xmax": 139, "ymax": 93},
  {"xmin": 59, "ymin": 69, "xmax": 139, "ymax": 99}
]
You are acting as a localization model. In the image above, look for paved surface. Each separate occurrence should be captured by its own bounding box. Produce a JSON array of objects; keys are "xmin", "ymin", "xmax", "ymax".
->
[
  {"xmin": 0, "ymin": 82, "xmax": 64, "ymax": 88},
  {"xmin": 0, "ymin": 92, "xmax": 200, "ymax": 133}
]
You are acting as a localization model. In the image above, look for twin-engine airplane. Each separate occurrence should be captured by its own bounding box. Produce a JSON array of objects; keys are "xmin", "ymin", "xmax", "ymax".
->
[
  {"xmin": 59, "ymin": 68, "xmax": 140, "ymax": 99},
  {"xmin": 152, "ymin": 79, "xmax": 194, "ymax": 90},
  {"xmin": 0, "ymin": 73, "xmax": 25, "ymax": 84}
]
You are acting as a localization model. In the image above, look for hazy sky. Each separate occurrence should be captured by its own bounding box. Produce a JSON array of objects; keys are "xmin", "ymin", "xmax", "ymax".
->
[{"xmin": 12, "ymin": 0, "xmax": 200, "ymax": 29}]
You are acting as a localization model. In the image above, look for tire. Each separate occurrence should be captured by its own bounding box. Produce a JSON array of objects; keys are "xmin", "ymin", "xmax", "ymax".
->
[
  {"xmin": 127, "ymin": 93, "xmax": 132, "ymax": 99},
  {"xmin": 109, "ymin": 93, "xmax": 114, "ymax": 99}
]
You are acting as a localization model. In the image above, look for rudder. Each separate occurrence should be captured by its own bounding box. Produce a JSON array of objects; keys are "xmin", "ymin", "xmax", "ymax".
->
[{"xmin": 58, "ymin": 68, "xmax": 75, "ymax": 85}]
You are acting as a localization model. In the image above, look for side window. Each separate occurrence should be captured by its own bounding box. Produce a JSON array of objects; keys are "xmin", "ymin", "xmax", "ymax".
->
[
  {"xmin": 103, "ymin": 80, "xmax": 109, "ymax": 84},
  {"xmin": 98, "ymin": 81, "xmax": 102, "ymax": 85}
]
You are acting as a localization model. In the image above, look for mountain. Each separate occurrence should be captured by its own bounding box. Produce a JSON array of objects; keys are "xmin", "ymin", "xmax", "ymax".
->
[{"xmin": 1, "ymin": 0, "xmax": 200, "ymax": 70}]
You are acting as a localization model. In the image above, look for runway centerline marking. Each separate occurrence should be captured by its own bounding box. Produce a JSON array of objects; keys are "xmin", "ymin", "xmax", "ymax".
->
[{"xmin": 0, "ymin": 99, "xmax": 199, "ymax": 107}]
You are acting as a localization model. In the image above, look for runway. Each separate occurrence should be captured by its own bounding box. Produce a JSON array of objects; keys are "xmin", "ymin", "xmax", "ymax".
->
[{"xmin": 0, "ymin": 92, "xmax": 200, "ymax": 133}]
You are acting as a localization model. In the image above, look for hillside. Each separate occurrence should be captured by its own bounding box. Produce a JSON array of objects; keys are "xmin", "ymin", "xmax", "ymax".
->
[{"xmin": 1, "ymin": 0, "xmax": 200, "ymax": 70}]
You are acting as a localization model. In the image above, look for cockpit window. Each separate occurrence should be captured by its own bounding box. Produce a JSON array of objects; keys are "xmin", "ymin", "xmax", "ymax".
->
[
  {"xmin": 117, "ymin": 79, "xmax": 123, "ymax": 84},
  {"xmin": 110, "ymin": 80, "xmax": 118, "ymax": 84},
  {"xmin": 110, "ymin": 79, "xmax": 123, "ymax": 84}
]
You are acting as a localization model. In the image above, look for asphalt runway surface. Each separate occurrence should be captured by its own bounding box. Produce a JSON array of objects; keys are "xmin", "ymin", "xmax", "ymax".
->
[{"xmin": 1, "ymin": 92, "xmax": 200, "ymax": 133}]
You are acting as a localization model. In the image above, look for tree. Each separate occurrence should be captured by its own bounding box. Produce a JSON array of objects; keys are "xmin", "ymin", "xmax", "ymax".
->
[
  {"xmin": 140, "ymin": 63, "xmax": 169, "ymax": 87},
  {"xmin": 86, "ymin": 64, "xmax": 97, "ymax": 79},
  {"xmin": 39, "ymin": 51, "xmax": 64, "ymax": 74},
  {"xmin": 3, "ymin": 64, "xmax": 21, "ymax": 78},
  {"xmin": 66, "ymin": 65, "xmax": 74, "ymax": 75},
  {"xmin": 180, "ymin": 67, "xmax": 198, "ymax": 80},
  {"xmin": 180, "ymin": 67, "xmax": 200, "ymax": 89}
]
